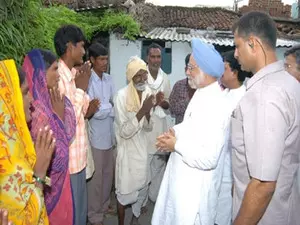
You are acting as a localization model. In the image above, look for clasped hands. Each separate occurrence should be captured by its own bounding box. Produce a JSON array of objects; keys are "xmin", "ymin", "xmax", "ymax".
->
[{"xmin": 156, "ymin": 128, "xmax": 176, "ymax": 152}]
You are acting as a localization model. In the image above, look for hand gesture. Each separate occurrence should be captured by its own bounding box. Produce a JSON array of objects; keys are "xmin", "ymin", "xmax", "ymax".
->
[
  {"xmin": 156, "ymin": 129, "xmax": 176, "ymax": 152},
  {"xmin": 75, "ymin": 61, "xmax": 92, "ymax": 91},
  {"xmin": 50, "ymin": 87, "xmax": 65, "ymax": 121},
  {"xmin": 141, "ymin": 95, "xmax": 155, "ymax": 114},
  {"xmin": 155, "ymin": 91, "xmax": 165, "ymax": 106},
  {"xmin": 33, "ymin": 126, "xmax": 56, "ymax": 179},
  {"xmin": 0, "ymin": 209, "xmax": 12, "ymax": 225},
  {"xmin": 85, "ymin": 99, "xmax": 100, "ymax": 119}
]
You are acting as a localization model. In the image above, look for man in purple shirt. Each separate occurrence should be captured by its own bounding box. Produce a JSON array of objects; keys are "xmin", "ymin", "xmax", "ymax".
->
[{"xmin": 169, "ymin": 54, "xmax": 196, "ymax": 124}]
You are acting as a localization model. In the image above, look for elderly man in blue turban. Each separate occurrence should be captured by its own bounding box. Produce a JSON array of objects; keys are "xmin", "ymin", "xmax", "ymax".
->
[{"xmin": 152, "ymin": 38, "xmax": 233, "ymax": 225}]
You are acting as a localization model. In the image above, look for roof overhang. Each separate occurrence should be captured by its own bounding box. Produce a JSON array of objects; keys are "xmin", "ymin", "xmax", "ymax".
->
[{"xmin": 140, "ymin": 27, "xmax": 299, "ymax": 47}]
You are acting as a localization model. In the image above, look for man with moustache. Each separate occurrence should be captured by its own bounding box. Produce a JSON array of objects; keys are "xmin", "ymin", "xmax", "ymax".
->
[
  {"xmin": 152, "ymin": 39, "xmax": 232, "ymax": 225},
  {"xmin": 216, "ymin": 50, "xmax": 251, "ymax": 225},
  {"xmin": 87, "ymin": 42, "xmax": 115, "ymax": 225},
  {"xmin": 146, "ymin": 43, "xmax": 171, "ymax": 202},
  {"xmin": 114, "ymin": 56, "xmax": 155, "ymax": 225}
]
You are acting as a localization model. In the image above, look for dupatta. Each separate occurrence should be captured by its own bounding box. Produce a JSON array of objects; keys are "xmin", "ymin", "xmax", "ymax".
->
[
  {"xmin": 23, "ymin": 49, "xmax": 76, "ymax": 218},
  {"xmin": 0, "ymin": 60, "xmax": 48, "ymax": 225}
]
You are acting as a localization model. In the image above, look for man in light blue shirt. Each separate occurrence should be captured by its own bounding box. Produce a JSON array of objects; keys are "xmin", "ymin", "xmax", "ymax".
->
[{"xmin": 87, "ymin": 42, "xmax": 115, "ymax": 225}]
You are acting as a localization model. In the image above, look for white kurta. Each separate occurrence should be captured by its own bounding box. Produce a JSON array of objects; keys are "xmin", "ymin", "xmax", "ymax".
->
[
  {"xmin": 215, "ymin": 85, "xmax": 246, "ymax": 225},
  {"xmin": 152, "ymin": 82, "xmax": 232, "ymax": 225},
  {"xmin": 147, "ymin": 68, "xmax": 172, "ymax": 154},
  {"xmin": 114, "ymin": 86, "xmax": 153, "ymax": 196},
  {"xmin": 147, "ymin": 68, "xmax": 172, "ymax": 202}
]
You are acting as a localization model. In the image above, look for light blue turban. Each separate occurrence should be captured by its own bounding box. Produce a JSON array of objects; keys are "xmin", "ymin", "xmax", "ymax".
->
[{"xmin": 191, "ymin": 38, "xmax": 224, "ymax": 78}]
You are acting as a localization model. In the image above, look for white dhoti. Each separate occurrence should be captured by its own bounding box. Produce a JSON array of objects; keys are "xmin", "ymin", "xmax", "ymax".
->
[{"xmin": 116, "ymin": 185, "xmax": 149, "ymax": 217}]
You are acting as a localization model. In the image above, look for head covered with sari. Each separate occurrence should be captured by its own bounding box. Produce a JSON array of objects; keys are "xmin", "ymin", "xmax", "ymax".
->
[
  {"xmin": 23, "ymin": 49, "xmax": 76, "ymax": 218},
  {"xmin": 0, "ymin": 60, "xmax": 48, "ymax": 224},
  {"xmin": 125, "ymin": 56, "xmax": 148, "ymax": 112}
]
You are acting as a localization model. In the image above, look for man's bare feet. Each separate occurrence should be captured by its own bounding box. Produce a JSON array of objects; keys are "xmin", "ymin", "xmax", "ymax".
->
[{"xmin": 130, "ymin": 215, "xmax": 140, "ymax": 225}]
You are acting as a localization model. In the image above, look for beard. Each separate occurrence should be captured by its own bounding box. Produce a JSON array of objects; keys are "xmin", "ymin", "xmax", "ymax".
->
[
  {"xmin": 187, "ymin": 72, "xmax": 204, "ymax": 89},
  {"xmin": 187, "ymin": 77, "xmax": 197, "ymax": 89},
  {"xmin": 134, "ymin": 82, "xmax": 147, "ymax": 91}
]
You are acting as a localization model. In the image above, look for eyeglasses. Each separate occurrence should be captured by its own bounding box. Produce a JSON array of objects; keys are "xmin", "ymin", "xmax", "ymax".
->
[{"xmin": 187, "ymin": 63, "xmax": 198, "ymax": 71}]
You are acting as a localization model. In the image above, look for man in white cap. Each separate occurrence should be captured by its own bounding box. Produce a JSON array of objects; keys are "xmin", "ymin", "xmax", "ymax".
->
[
  {"xmin": 152, "ymin": 38, "xmax": 232, "ymax": 225},
  {"xmin": 114, "ymin": 56, "xmax": 155, "ymax": 225}
]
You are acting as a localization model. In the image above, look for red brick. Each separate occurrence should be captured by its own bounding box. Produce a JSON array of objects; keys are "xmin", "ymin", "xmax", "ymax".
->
[{"xmin": 239, "ymin": 0, "xmax": 291, "ymax": 18}]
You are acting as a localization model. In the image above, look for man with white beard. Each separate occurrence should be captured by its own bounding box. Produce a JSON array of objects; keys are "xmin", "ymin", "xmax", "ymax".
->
[
  {"xmin": 215, "ymin": 50, "xmax": 251, "ymax": 225},
  {"xmin": 169, "ymin": 53, "xmax": 196, "ymax": 125},
  {"xmin": 152, "ymin": 39, "xmax": 232, "ymax": 225},
  {"xmin": 114, "ymin": 56, "xmax": 155, "ymax": 225}
]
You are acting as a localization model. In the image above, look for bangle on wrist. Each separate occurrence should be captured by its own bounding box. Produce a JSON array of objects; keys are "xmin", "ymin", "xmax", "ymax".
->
[{"xmin": 33, "ymin": 174, "xmax": 51, "ymax": 186}]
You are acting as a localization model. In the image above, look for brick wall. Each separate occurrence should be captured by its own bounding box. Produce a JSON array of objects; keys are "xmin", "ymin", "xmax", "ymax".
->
[{"xmin": 240, "ymin": 0, "xmax": 292, "ymax": 18}]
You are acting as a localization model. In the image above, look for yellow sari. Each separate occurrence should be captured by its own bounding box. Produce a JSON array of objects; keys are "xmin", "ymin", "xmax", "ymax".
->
[{"xmin": 0, "ymin": 60, "xmax": 49, "ymax": 225}]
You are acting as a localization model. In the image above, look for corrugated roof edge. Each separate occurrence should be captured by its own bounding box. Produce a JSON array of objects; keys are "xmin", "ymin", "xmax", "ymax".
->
[{"xmin": 139, "ymin": 27, "xmax": 299, "ymax": 47}]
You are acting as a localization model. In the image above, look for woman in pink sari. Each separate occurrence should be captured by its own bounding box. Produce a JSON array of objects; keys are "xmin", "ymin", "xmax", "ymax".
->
[{"xmin": 23, "ymin": 49, "xmax": 76, "ymax": 225}]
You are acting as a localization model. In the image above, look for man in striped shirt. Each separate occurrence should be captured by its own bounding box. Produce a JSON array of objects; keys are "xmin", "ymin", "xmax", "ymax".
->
[{"xmin": 54, "ymin": 25, "xmax": 99, "ymax": 225}]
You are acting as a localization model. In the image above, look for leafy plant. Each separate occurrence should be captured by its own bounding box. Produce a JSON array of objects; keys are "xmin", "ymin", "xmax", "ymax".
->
[
  {"xmin": 97, "ymin": 10, "xmax": 141, "ymax": 40},
  {"xmin": 0, "ymin": 0, "xmax": 141, "ymax": 64}
]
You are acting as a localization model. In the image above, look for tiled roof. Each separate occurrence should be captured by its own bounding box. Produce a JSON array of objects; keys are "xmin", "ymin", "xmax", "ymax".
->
[
  {"xmin": 154, "ymin": 6, "xmax": 240, "ymax": 31},
  {"xmin": 134, "ymin": 5, "xmax": 300, "ymax": 39},
  {"xmin": 140, "ymin": 27, "xmax": 299, "ymax": 47}
]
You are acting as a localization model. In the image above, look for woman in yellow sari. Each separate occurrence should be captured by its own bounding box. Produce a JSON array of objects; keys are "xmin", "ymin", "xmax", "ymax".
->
[{"xmin": 0, "ymin": 60, "xmax": 55, "ymax": 225}]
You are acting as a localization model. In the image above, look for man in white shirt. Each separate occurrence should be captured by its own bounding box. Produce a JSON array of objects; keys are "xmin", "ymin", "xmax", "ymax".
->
[
  {"xmin": 153, "ymin": 39, "xmax": 232, "ymax": 225},
  {"xmin": 114, "ymin": 56, "xmax": 155, "ymax": 225},
  {"xmin": 146, "ymin": 43, "xmax": 171, "ymax": 202},
  {"xmin": 87, "ymin": 43, "xmax": 115, "ymax": 225},
  {"xmin": 215, "ymin": 50, "xmax": 251, "ymax": 225}
]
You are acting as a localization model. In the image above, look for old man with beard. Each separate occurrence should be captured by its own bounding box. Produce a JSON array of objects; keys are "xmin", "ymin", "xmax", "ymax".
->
[
  {"xmin": 152, "ymin": 39, "xmax": 232, "ymax": 225},
  {"xmin": 114, "ymin": 56, "xmax": 155, "ymax": 225}
]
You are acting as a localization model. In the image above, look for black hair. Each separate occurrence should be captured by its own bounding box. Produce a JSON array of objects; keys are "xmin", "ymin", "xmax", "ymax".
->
[
  {"xmin": 54, "ymin": 25, "xmax": 86, "ymax": 57},
  {"xmin": 39, "ymin": 49, "xmax": 57, "ymax": 70},
  {"xmin": 88, "ymin": 42, "xmax": 108, "ymax": 58},
  {"xmin": 146, "ymin": 43, "xmax": 162, "ymax": 55},
  {"xmin": 185, "ymin": 53, "xmax": 191, "ymax": 67},
  {"xmin": 17, "ymin": 67, "xmax": 26, "ymax": 86},
  {"xmin": 284, "ymin": 45, "xmax": 300, "ymax": 65},
  {"xmin": 223, "ymin": 50, "xmax": 252, "ymax": 82},
  {"xmin": 232, "ymin": 11, "xmax": 277, "ymax": 49}
]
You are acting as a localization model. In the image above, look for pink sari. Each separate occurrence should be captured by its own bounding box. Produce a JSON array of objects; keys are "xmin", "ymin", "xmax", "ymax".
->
[{"xmin": 23, "ymin": 49, "xmax": 76, "ymax": 225}]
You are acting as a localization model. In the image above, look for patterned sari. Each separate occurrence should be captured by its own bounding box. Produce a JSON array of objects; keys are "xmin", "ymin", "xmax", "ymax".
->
[
  {"xmin": 0, "ymin": 60, "xmax": 48, "ymax": 225},
  {"xmin": 23, "ymin": 49, "xmax": 76, "ymax": 225}
]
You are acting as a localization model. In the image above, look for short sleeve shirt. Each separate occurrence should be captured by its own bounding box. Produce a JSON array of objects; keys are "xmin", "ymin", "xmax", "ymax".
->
[{"xmin": 231, "ymin": 61, "xmax": 300, "ymax": 225}]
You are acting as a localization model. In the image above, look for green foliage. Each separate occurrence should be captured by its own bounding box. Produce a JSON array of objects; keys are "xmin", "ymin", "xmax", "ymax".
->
[
  {"xmin": 0, "ymin": 0, "xmax": 140, "ymax": 64},
  {"xmin": 97, "ymin": 10, "xmax": 141, "ymax": 40},
  {"xmin": 0, "ymin": 0, "xmax": 27, "ymax": 21}
]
